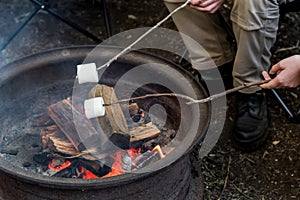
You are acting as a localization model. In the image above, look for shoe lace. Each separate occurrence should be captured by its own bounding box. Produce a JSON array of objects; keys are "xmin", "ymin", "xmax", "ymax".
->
[{"xmin": 249, "ymin": 94, "xmax": 260, "ymax": 112}]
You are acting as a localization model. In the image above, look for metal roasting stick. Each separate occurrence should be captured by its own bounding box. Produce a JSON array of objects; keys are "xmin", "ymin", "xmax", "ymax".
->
[
  {"xmin": 96, "ymin": 0, "xmax": 192, "ymax": 71},
  {"xmin": 103, "ymin": 79, "xmax": 271, "ymax": 106}
]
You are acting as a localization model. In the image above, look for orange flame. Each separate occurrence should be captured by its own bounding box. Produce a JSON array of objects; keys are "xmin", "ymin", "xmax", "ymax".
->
[
  {"xmin": 152, "ymin": 145, "xmax": 165, "ymax": 159},
  {"xmin": 102, "ymin": 148, "xmax": 142, "ymax": 178},
  {"xmin": 102, "ymin": 151, "xmax": 125, "ymax": 178}
]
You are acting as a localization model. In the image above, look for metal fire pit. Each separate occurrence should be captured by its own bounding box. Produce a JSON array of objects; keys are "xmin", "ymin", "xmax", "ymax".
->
[{"xmin": 0, "ymin": 46, "xmax": 209, "ymax": 200}]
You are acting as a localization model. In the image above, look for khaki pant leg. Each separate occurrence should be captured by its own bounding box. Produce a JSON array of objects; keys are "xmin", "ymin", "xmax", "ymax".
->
[
  {"xmin": 230, "ymin": 0, "xmax": 280, "ymax": 93},
  {"xmin": 164, "ymin": 1, "xmax": 234, "ymax": 70}
]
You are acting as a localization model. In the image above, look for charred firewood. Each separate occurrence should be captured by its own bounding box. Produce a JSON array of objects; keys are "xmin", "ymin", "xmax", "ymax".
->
[
  {"xmin": 47, "ymin": 158, "xmax": 113, "ymax": 178},
  {"xmin": 79, "ymin": 159, "xmax": 113, "ymax": 177},
  {"xmin": 33, "ymin": 152, "xmax": 55, "ymax": 166}
]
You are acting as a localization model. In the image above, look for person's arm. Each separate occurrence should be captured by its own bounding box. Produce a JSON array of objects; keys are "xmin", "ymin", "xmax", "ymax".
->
[
  {"xmin": 260, "ymin": 55, "xmax": 300, "ymax": 89},
  {"xmin": 189, "ymin": 0, "xmax": 224, "ymax": 13}
]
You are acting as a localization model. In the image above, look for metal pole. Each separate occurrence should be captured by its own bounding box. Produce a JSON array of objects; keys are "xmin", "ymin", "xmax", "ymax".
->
[
  {"xmin": 30, "ymin": 0, "xmax": 102, "ymax": 43},
  {"xmin": 0, "ymin": 8, "xmax": 39, "ymax": 51},
  {"xmin": 101, "ymin": 0, "xmax": 112, "ymax": 38}
]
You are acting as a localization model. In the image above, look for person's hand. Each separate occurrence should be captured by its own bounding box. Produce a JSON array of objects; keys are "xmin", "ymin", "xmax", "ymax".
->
[
  {"xmin": 260, "ymin": 55, "xmax": 300, "ymax": 89},
  {"xmin": 190, "ymin": 0, "xmax": 224, "ymax": 14}
]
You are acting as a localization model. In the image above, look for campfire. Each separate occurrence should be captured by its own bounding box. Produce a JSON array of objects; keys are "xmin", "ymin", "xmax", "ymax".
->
[
  {"xmin": 32, "ymin": 84, "xmax": 174, "ymax": 179},
  {"xmin": 0, "ymin": 46, "xmax": 209, "ymax": 200}
]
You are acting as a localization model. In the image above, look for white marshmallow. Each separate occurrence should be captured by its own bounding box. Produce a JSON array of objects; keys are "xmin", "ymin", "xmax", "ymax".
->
[
  {"xmin": 84, "ymin": 97, "xmax": 105, "ymax": 119},
  {"xmin": 77, "ymin": 63, "xmax": 99, "ymax": 84}
]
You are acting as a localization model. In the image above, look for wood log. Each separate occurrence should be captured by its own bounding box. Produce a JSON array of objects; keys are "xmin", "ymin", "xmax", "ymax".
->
[
  {"xmin": 40, "ymin": 121, "xmax": 161, "ymax": 160},
  {"xmin": 38, "ymin": 85, "xmax": 160, "ymax": 160},
  {"xmin": 40, "ymin": 125, "xmax": 80, "ymax": 156},
  {"xmin": 129, "ymin": 122, "xmax": 160, "ymax": 142},
  {"xmin": 47, "ymin": 99, "xmax": 102, "ymax": 153},
  {"xmin": 88, "ymin": 84, "xmax": 130, "ymax": 149},
  {"xmin": 40, "ymin": 125, "xmax": 107, "ymax": 161}
]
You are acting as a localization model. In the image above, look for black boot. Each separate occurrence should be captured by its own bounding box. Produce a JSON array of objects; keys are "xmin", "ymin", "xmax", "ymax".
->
[{"xmin": 233, "ymin": 91, "xmax": 269, "ymax": 151}]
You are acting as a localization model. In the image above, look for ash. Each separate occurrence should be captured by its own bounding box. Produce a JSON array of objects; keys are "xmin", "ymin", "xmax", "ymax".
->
[{"xmin": 0, "ymin": 118, "xmax": 46, "ymax": 174}]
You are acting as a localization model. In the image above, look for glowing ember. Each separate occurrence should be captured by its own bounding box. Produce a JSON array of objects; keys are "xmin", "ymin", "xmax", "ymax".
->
[
  {"xmin": 127, "ymin": 148, "xmax": 141, "ymax": 161},
  {"xmin": 45, "ymin": 145, "xmax": 167, "ymax": 179},
  {"xmin": 48, "ymin": 159, "xmax": 71, "ymax": 172},
  {"xmin": 102, "ymin": 151, "xmax": 125, "ymax": 178},
  {"xmin": 77, "ymin": 166, "xmax": 98, "ymax": 179}
]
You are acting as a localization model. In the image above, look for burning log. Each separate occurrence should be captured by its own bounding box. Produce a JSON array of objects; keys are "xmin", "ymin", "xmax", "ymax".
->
[{"xmin": 79, "ymin": 159, "xmax": 113, "ymax": 177}]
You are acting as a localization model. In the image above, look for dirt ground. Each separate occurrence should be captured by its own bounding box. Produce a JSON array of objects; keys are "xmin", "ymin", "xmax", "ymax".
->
[{"xmin": 0, "ymin": 0, "xmax": 299, "ymax": 199}]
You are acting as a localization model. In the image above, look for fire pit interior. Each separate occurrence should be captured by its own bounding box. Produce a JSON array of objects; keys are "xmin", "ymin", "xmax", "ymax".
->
[{"xmin": 0, "ymin": 46, "xmax": 209, "ymax": 199}]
